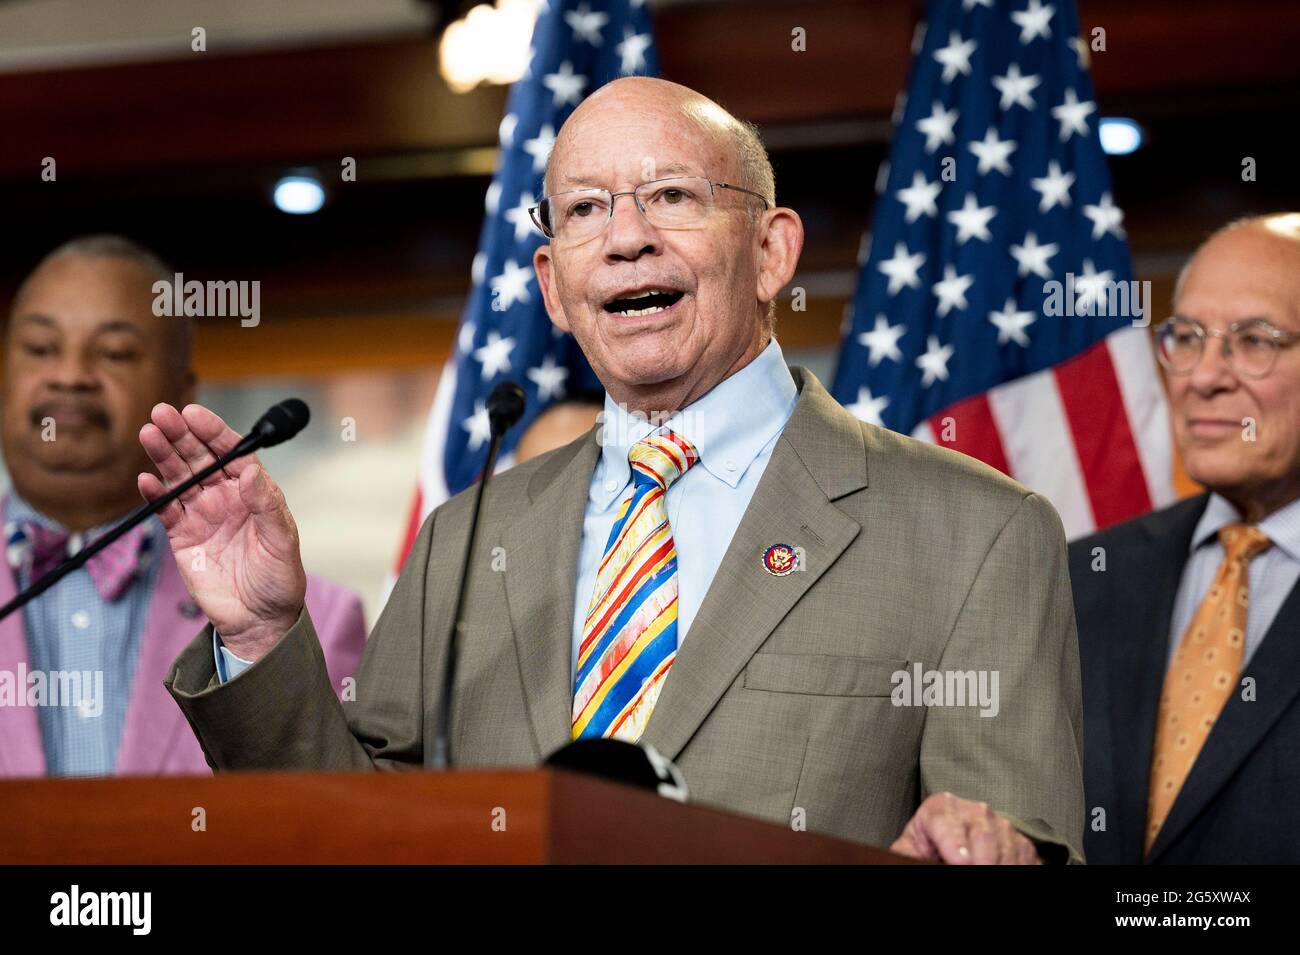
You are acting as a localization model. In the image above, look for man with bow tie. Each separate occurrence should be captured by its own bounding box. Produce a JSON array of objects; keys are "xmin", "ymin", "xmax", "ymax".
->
[{"xmin": 0, "ymin": 235, "xmax": 367, "ymax": 778}]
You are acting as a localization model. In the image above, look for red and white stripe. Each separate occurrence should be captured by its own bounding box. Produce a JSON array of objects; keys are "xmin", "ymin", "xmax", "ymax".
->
[{"xmin": 911, "ymin": 326, "xmax": 1175, "ymax": 540}]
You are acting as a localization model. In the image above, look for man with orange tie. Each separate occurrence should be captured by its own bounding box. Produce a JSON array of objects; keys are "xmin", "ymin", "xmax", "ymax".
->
[{"xmin": 1070, "ymin": 213, "xmax": 1300, "ymax": 863}]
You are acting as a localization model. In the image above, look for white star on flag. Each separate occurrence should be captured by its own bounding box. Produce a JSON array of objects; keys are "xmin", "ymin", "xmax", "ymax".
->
[
  {"xmin": 934, "ymin": 31, "xmax": 977, "ymax": 83},
  {"xmin": 1083, "ymin": 192, "xmax": 1126, "ymax": 240},
  {"xmin": 947, "ymin": 193, "xmax": 997, "ymax": 245},
  {"xmin": 988, "ymin": 297, "xmax": 1036, "ymax": 346},
  {"xmin": 458, "ymin": 320, "xmax": 477, "ymax": 355},
  {"xmin": 564, "ymin": 4, "xmax": 608, "ymax": 45},
  {"xmin": 1011, "ymin": 0, "xmax": 1054, "ymax": 44},
  {"xmin": 527, "ymin": 354, "xmax": 570, "ymax": 401},
  {"xmin": 473, "ymin": 330, "xmax": 516, "ymax": 380},
  {"xmin": 498, "ymin": 113, "xmax": 518, "ymax": 148},
  {"xmin": 846, "ymin": 387, "xmax": 890, "ymax": 426},
  {"xmin": 543, "ymin": 61, "xmax": 587, "ymax": 107},
  {"xmin": 915, "ymin": 335, "xmax": 955, "ymax": 387},
  {"xmin": 1031, "ymin": 160, "xmax": 1075, "ymax": 212},
  {"xmin": 1074, "ymin": 259, "xmax": 1114, "ymax": 314},
  {"xmin": 523, "ymin": 124, "xmax": 557, "ymax": 174},
  {"xmin": 916, "ymin": 101, "xmax": 959, "ymax": 153},
  {"xmin": 879, "ymin": 242, "xmax": 926, "ymax": 295},
  {"xmin": 896, "ymin": 171, "xmax": 942, "ymax": 223},
  {"xmin": 490, "ymin": 260, "xmax": 533, "ymax": 310},
  {"xmin": 462, "ymin": 401, "xmax": 492, "ymax": 452},
  {"xmin": 616, "ymin": 27, "xmax": 651, "ymax": 74},
  {"xmin": 1052, "ymin": 88, "xmax": 1095, "ymax": 141},
  {"xmin": 504, "ymin": 192, "xmax": 536, "ymax": 242},
  {"xmin": 1010, "ymin": 231, "xmax": 1059, "ymax": 279},
  {"xmin": 968, "ymin": 127, "xmax": 1017, "ymax": 176},
  {"xmin": 962, "ymin": 0, "xmax": 994, "ymax": 9},
  {"xmin": 857, "ymin": 314, "xmax": 906, "ymax": 366},
  {"xmin": 991, "ymin": 63, "xmax": 1040, "ymax": 111},
  {"xmin": 932, "ymin": 264, "xmax": 974, "ymax": 316}
]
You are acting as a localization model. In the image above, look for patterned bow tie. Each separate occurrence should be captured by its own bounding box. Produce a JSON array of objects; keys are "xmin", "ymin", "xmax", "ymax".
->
[{"xmin": 5, "ymin": 519, "xmax": 155, "ymax": 603}]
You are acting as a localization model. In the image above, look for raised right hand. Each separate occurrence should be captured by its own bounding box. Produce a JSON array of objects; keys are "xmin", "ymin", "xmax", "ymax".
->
[{"xmin": 138, "ymin": 402, "xmax": 307, "ymax": 662}]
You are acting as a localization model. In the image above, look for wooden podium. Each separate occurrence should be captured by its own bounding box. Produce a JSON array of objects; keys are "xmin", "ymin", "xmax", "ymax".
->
[{"xmin": 0, "ymin": 768, "xmax": 911, "ymax": 864}]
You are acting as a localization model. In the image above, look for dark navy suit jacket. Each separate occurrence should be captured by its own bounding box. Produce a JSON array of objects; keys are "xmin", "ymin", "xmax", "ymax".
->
[{"xmin": 1069, "ymin": 494, "xmax": 1300, "ymax": 863}]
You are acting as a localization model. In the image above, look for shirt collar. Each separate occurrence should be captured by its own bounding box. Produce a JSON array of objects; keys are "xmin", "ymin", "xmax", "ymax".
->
[
  {"xmin": 591, "ymin": 336, "xmax": 798, "ymax": 508},
  {"xmin": 4, "ymin": 491, "xmax": 156, "ymax": 553},
  {"xmin": 1190, "ymin": 491, "xmax": 1300, "ymax": 564}
]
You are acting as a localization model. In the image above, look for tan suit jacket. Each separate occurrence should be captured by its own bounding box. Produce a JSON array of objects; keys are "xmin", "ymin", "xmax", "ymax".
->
[{"xmin": 167, "ymin": 366, "xmax": 1085, "ymax": 862}]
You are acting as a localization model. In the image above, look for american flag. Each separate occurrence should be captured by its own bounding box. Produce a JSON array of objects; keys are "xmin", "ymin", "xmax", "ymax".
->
[
  {"xmin": 396, "ymin": 0, "xmax": 658, "ymax": 567},
  {"xmin": 830, "ymin": 0, "xmax": 1174, "ymax": 538}
]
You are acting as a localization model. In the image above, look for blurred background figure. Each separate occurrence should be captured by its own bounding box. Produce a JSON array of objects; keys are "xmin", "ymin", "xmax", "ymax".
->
[
  {"xmin": 513, "ymin": 391, "xmax": 603, "ymax": 463},
  {"xmin": 1071, "ymin": 213, "xmax": 1300, "ymax": 863},
  {"xmin": 0, "ymin": 236, "xmax": 366, "ymax": 778}
]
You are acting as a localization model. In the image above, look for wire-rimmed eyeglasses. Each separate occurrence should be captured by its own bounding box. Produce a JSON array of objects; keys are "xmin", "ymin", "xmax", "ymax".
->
[
  {"xmin": 1155, "ymin": 315, "xmax": 1300, "ymax": 379},
  {"xmin": 528, "ymin": 176, "xmax": 770, "ymax": 242}
]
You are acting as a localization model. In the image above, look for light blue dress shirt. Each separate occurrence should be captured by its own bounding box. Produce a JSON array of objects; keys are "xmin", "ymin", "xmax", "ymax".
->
[
  {"xmin": 569, "ymin": 336, "xmax": 798, "ymax": 675},
  {"xmin": 217, "ymin": 336, "xmax": 799, "ymax": 685},
  {"xmin": 1167, "ymin": 492, "xmax": 1300, "ymax": 671},
  {"xmin": 6, "ymin": 493, "xmax": 162, "ymax": 776}
]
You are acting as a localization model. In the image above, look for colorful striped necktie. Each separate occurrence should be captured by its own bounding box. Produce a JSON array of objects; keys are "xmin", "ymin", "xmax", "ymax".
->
[
  {"xmin": 572, "ymin": 429, "xmax": 700, "ymax": 742},
  {"xmin": 1145, "ymin": 523, "xmax": 1271, "ymax": 853}
]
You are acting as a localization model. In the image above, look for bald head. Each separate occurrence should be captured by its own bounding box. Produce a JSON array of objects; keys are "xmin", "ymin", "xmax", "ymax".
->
[
  {"xmin": 1174, "ymin": 213, "xmax": 1300, "ymax": 310},
  {"xmin": 531, "ymin": 76, "xmax": 803, "ymax": 419},
  {"xmin": 1167, "ymin": 211, "xmax": 1300, "ymax": 520},
  {"xmin": 544, "ymin": 77, "xmax": 775, "ymax": 210}
]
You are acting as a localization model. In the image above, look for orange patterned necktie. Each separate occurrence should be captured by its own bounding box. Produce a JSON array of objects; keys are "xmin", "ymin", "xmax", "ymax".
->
[{"xmin": 1145, "ymin": 523, "xmax": 1271, "ymax": 853}]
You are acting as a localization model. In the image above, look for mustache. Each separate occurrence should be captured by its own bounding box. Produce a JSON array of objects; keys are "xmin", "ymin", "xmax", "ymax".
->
[{"xmin": 29, "ymin": 400, "xmax": 111, "ymax": 429}]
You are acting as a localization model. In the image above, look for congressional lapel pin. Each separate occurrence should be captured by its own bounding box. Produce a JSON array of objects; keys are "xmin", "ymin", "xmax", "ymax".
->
[{"xmin": 762, "ymin": 543, "xmax": 798, "ymax": 577}]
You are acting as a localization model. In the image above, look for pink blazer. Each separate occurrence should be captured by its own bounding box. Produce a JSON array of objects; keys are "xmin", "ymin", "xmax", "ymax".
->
[{"xmin": 0, "ymin": 530, "xmax": 367, "ymax": 777}]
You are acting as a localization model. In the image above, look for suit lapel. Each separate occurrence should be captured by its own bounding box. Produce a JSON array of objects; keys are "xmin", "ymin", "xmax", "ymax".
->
[
  {"xmin": 0, "ymin": 541, "xmax": 46, "ymax": 776},
  {"xmin": 114, "ymin": 551, "xmax": 203, "ymax": 775},
  {"xmin": 502, "ymin": 430, "xmax": 601, "ymax": 761},
  {"xmin": 503, "ymin": 366, "xmax": 867, "ymax": 764},
  {"xmin": 642, "ymin": 367, "xmax": 867, "ymax": 762},
  {"xmin": 1149, "ymin": 564, "xmax": 1300, "ymax": 861},
  {"xmin": 1109, "ymin": 494, "xmax": 1206, "ymax": 861}
]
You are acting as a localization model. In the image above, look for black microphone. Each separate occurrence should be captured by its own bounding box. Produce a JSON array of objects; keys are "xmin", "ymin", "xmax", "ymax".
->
[
  {"xmin": 235, "ymin": 397, "xmax": 310, "ymax": 453},
  {"xmin": 544, "ymin": 738, "xmax": 690, "ymax": 802},
  {"xmin": 486, "ymin": 381, "xmax": 525, "ymax": 437},
  {"xmin": 0, "ymin": 398, "xmax": 312, "ymax": 623},
  {"xmin": 430, "ymin": 380, "xmax": 527, "ymax": 770}
]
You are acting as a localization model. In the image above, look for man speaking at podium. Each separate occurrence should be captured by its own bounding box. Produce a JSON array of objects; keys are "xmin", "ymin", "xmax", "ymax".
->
[{"xmin": 148, "ymin": 78, "xmax": 1084, "ymax": 864}]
